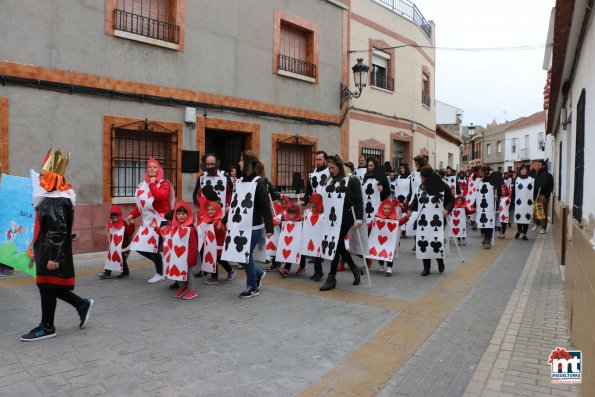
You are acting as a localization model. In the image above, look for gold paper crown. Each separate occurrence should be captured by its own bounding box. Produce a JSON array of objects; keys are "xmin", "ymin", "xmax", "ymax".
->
[{"xmin": 41, "ymin": 148, "xmax": 70, "ymax": 176}]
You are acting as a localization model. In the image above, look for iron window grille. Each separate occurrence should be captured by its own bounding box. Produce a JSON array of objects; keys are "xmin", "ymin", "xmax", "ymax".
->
[
  {"xmin": 422, "ymin": 91, "xmax": 431, "ymax": 108},
  {"xmin": 362, "ymin": 147, "xmax": 384, "ymax": 164},
  {"xmin": 113, "ymin": 9, "xmax": 180, "ymax": 44},
  {"xmin": 276, "ymin": 135, "xmax": 315, "ymax": 193},
  {"xmin": 110, "ymin": 119, "xmax": 178, "ymax": 198},
  {"xmin": 371, "ymin": 69, "xmax": 394, "ymax": 91},
  {"xmin": 573, "ymin": 89, "xmax": 585, "ymax": 222}
]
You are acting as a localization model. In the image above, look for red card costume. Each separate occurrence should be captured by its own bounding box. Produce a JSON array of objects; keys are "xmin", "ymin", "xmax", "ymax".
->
[
  {"xmin": 129, "ymin": 158, "xmax": 174, "ymax": 253},
  {"xmin": 104, "ymin": 205, "xmax": 135, "ymax": 272},
  {"xmin": 449, "ymin": 197, "xmax": 475, "ymax": 238},
  {"xmin": 274, "ymin": 203, "xmax": 303, "ymax": 264},
  {"xmin": 366, "ymin": 199, "xmax": 408, "ymax": 261},
  {"xmin": 163, "ymin": 201, "xmax": 198, "ymax": 282},
  {"xmin": 199, "ymin": 200, "xmax": 224, "ymax": 274},
  {"xmin": 300, "ymin": 193, "xmax": 324, "ymax": 258}
]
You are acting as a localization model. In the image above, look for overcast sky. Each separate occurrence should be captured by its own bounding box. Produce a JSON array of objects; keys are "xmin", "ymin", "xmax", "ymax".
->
[{"xmin": 411, "ymin": 0, "xmax": 555, "ymax": 127}]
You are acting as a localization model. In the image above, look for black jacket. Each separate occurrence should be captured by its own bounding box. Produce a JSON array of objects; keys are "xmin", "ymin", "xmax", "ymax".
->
[
  {"xmin": 223, "ymin": 172, "xmax": 274, "ymax": 234},
  {"xmin": 34, "ymin": 197, "xmax": 75, "ymax": 290},
  {"xmin": 534, "ymin": 169, "xmax": 554, "ymax": 198}
]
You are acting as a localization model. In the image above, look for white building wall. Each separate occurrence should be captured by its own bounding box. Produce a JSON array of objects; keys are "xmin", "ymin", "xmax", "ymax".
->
[
  {"xmin": 435, "ymin": 136, "xmax": 460, "ymax": 171},
  {"xmin": 504, "ymin": 122, "xmax": 546, "ymax": 170},
  {"xmin": 436, "ymin": 100, "xmax": 463, "ymax": 125}
]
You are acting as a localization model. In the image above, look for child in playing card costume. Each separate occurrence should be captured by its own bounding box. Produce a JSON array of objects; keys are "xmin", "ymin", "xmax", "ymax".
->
[
  {"xmin": 496, "ymin": 180, "xmax": 512, "ymax": 238},
  {"xmin": 450, "ymin": 195, "xmax": 475, "ymax": 245},
  {"xmin": 125, "ymin": 158, "xmax": 174, "ymax": 284},
  {"xmin": 276, "ymin": 202, "xmax": 307, "ymax": 277},
  {"xmin": 306, "ymin": 193, "xmax": 325, "ymax": 281},
  {"xmin": 163, "ymin": 201, "xmax": 199, "ymax": 300},
  {"xmin": 476, "ymin": 166, "xmax": 502, "ymax": 249},
  {"xmin": 21, "ymin": 149, "xmax": 94, "ymax": 342},
  {"xmin": 100, "ymin": 205, "xmax": 135, "ymax": 279},
  {"xmin": 372, "ymin": 199, "xmax": 409, "ymax": 276},
  {"xmin": 202, "ymin": 200, "xmax": 236, "ymax": 284}
]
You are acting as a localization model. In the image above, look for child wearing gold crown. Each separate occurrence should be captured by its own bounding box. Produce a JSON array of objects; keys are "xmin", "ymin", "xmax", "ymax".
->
[{"xmin": 21, "ymin": 149, "xmax": 94, "ymax": 342}]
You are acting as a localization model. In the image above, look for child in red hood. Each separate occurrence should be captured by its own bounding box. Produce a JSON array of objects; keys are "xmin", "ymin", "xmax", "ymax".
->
[
  {"xmin": 167, "ymin": 201, "xmax": 199, "ymax": 300},
  {"xmin": 375, "ymin": 199, "xmax": 409, "ymax": 275},
  {"xmin": 453, "ymin": 195, "xmax": 475, "ymax": 245},
  {"xmin": 100, "ymin": 205, "xmax": 135, "ymax": 279},
  {"xmin": 202, "ymin": 200, "xmax": 236, "ymax": 285},
  {"xmin": 497, "ymin": 183, "xmax": 512, "ymax": 238},
  {"xmin": 277, "ymin": 202, "xmax": 307, "ymax": 277},
  {"xmin": 307, "ymin": 193, "xmax": 325, "ymax": 281}
]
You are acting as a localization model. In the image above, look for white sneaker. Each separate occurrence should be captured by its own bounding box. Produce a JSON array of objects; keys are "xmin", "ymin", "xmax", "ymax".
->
[
  {"xmin": 539, "ymin": 229, "xmax": 546, "ymax": 234},
  {"xmin": 386, "ymin": 267, "xmax": 392, "ymax": 276},
  {"xmin": 532, "ymin": 224, "xmax": 539, "ymax": 231},
  {"xmin": 378, "ymin": 264, "xmax": 385, "ymax": 272},
  {"xmin": 148, "ymin": 274, "xmax": 165, "ymax": 284}
]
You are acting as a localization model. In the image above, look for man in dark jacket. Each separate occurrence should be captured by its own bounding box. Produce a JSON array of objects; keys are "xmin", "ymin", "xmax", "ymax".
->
[
  {"xmin": 533, "ymin": 160, "xmax": 554, "ymax": 233},
  {"xmin": 21, "ymin": 150, "xmax": 93, "ymax": 342}
]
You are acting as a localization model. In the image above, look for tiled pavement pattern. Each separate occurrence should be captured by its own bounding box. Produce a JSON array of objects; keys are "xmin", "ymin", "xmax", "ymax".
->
[{"xmin": 463, "ymin": 233, "xmax": 580, "ymax": 397}]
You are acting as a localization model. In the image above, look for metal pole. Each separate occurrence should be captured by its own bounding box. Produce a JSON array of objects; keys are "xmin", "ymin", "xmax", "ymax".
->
[{"xmin": 351, "ymin": 207, "xmax": 372, "ymax": 286}]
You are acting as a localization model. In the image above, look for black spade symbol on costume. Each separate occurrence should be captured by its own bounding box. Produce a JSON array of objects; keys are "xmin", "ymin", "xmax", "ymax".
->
[
  {"xmin": 430, "ymin": 240, "xmax": 442, "ymax": 253},
  {"xmin": 525, "ymin": 213, "xmax": 531, "ymax": 220},
  {"xmin": 311, "ymin": 175, "xmax": 319, "ymax": 190},
  {"xmin": 329, "ymin": 207, "xmax": 338, "ymax": 227},
  {"xmin": 417, "ymin": 238, "xmax": 429, "ymax": 252},
  {"xmin": 527, "ymin": 199, "xmax": 533, "ymax": 206},
  {"xmin": 480, "ymin": 184, "xmax": 489, "ymax": 194},
  {"xmin": 321, "ymin": 236, "xmax": 329, "ymax": 255},
  {"xmin": 517, "ymin": 183, "xmax": 524, "ymax": 190},
  {"xmin": 241, "ymin": 193, "xmax": 253, "ymax": 214},
  {"xmin": 365, "ymin": 202, "xmax": 374, "ymax": 219},
  {"xmin": 527, "ymin": 183, "xmax": 532, "ymax": 190},
  {"xmin": 328, "ymin": 237, "xmax": 336, "ymax": 255},
  {"xmin": 365, "ymin": 183, "xmax": 375, "ymax": 200},
  {"xmin": 516, "ymin": 198, "xmax": 522, "ymax": 206},
  {"xmin": 202, "ymin": 181, "xmax": 215, "ymax": 198},
  {"xmin": 232, "ymin": 207, "xmax": 242, "ymax": 223},
  {"xmin": 515, "ymin": 213, "xmax": 521, "ymax": 221},
  {"xmin": 224, "ymin": 231, "xmax": 232, "ymax": 250},
  {"xmin": 430, "ymin": 214, "xmax": 442, "ymax": 231}
]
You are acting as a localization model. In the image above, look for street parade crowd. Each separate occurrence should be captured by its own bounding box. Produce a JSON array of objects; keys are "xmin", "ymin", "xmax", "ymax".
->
[{"xmin": 16, "ymin": 148, "xmax": 553, "ymax": 341}]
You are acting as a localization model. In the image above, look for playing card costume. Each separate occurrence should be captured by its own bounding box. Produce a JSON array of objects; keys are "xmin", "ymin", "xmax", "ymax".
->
[
  {"xmin": 200, "ymin": 200, "xmax": 234, "ymax": 283},
  {"xmin": 366, "ymin": 199, "xmax": 409, "ymax": 274},
  {"xmin": 21, "ymin": 149, "xmax": 93, "ymax": 342},
  {"xmin": 300, "ymin": 193, "xmax": 325, "ymax": 280},
  {"xmin": 393, "ymin": 163, "xmax": 412, "ymax": 204},
  {"xmin": 408, "ymin": 167, "xmax": 454, "ymax": 276},
  {"xmin": 103, "ymin": 205, "xmax": 135, "ymax": 277},
  {"xmin": 513, "ymin": 165, "xmax": 534, "ymax": 239},
  {"xmin": 304, "ymin": 165, "xmax": 330, "ymax": 202},
  {"xmin": 128, "ymin": 158, "xmax": 174, "ymax": 283},
  {"xmin": 475, "ymin": 168, "xmax": 502, "ymax": 248},
  {"xmin": 319, "ymin": 155, "xmax": 364, "ymax": 291},
  {"xmin": 448, "ymin": 196, "xmax": 475, "ymax": 239},
  {"xmin": 497, "ymin": 183, "xmax": 512, "ymax": 237},
  {"xmin": 192, "ymin": 154, "xmax": 233, "ymax": 209}
]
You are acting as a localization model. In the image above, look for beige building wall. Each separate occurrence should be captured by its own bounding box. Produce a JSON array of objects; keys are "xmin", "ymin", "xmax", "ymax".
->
[
  {"xmin": 435, "ymin": 136, "xmax": 461, "ymax": 170},
  {"xmin": 347, "ymin": 0, "xmax": 436, "ymax": 166}
]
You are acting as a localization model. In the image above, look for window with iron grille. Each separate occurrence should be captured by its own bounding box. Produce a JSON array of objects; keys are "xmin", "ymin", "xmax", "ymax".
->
[
  {"xmin": 111, "ymin": 120, "xmax": 178, "ymax": 198},
  {"xmin": 276, "ymin": 136, "xmax": 314, "ymax": 193},
  {"xmin": 113, "ymin": 0, "xmax": 180, "ymax": 44},
  {"xmin": 422, "ymin": 72, "xmax": 431, "ymax": 107},
  {"xmin": 362, "ymin": 147, "xmax": 384, "ymax": 163},
  {"xmin": 279, "ymin": 22, "xmax": 316, "ymax": 79},
  {"xmin": 573, "ymin": 89, "xmax": 585, "ymax": 222}
]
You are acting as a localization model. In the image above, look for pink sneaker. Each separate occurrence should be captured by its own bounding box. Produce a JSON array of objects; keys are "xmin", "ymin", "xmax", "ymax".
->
[
  {"xmin": 174, "ymin": 286, "xmax": 188, "ymax": 298},
  {"xmin": 295, "ymin": 267, "xmax": 307, "ymax": 276},
  {"xmin": 182, "ymin": 290, "xmax": 198, "ymax": 300},
  {"xmin": 278, "ymin": 268, "xmax": 289, "ymax": 278}
]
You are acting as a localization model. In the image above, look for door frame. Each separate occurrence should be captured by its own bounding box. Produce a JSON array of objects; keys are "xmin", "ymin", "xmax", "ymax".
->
[{"xmin": 196, "ymin": 117, "xmax": 260, "ymax": 161}]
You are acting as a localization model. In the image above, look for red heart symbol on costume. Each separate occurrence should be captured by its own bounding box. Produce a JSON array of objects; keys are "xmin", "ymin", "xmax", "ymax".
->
[
  {"xmin": 378, "ymin": 235, "xmax": 388, "ymax": 245},
  {"xmin": 112, "ymin": 251, "xmax": 121, "ymax": 263},
  {"xmin": 369, "ymin": 247, "xmax": 378, "ymax": 256},
  {"xmin": 166, "ymin": 254, "xmax": 171, "ymax": 263},
  {"xmin": 453, "ymin": 219, "xmax": 461, "ymax": 226},
  {"xmin": 140, "ymin": 200, "xmax": 146, "ymax": 208},
  {"xmin": 379, "ymin": 249, "xmax": 389, "ymax": 258},
  {"xmin": 505, "ymin": 198, "xmax": 510, "ymax": 205},
  {"xmin": 170, "ymin": 265, "xmax": 181, "ymax": 277},
  {"xmin": 147, "ymin": 236, "xmax": 157, "ymax": 246},
  {"xmin": 148, "ymin": 191, "xmax": 153, "ymax": 198},
  {"xmin": 266, "ymin": 241, "xmax": 276, "ymax": 250},
  {"xmin": 284, "ymin": 236, "xmax": 293, "ymax": 245},
  {"xmin": 174, "ymin": 245, "xmax": 186, "ymax": 258},
  {"xmin": 308, "ymin": 240, "xmax": 315, "ymax": 251},
  {"xmin": 287, "ymin": 223, "xmax": 296, "ymax": 233},
  {"xmin": 453, "ymin": 209, "xmax": 461, "ymax": 217},
  {"xmin": 502, "ymin": 216, "xmax": 508, "ymax": 222},
  {"xmin": 310, "ymin": 216, "xmax": 319, "ymax": 226},
  {"xmin": 165, "ymin": 265, "xmax": 171, "ymax": 276},
  {"xmin": 282, "ymin": 249, "xmax": 292, "ymax": 259},
  {"xmin": 207, "ymin": 230, "xmax": 215, "ymax": 242},
  {"xmin": 181, "ymin": 270, "xmax": 187, "ymax": 277},
  {"xmin": 205, "ymin": 251, "xmax": 215, "ymax": 264},
  {"xmin": 376, "ymin": 220, "xmax": 386, "ymax": 230},
  {"xmin": 168, "ymin": 239, "xmax": 173, "ymax": 249},
  {"xmin": 317, "ymin": 247, "xmax": 321, "ymax": 253},
  {"xmin": 137, "ymin": 189, "xmax": 145, "ymax": 197},
  {"xmin": 387, "ymin": 223, "xmax": 397, "ymax": 232},
  {"xmin": 163, "ymin": 246, "xmax": 170, "ymax": 256},
  {"xmin": 452, "ymin": 227, "xmax": 460, "ymax": 235},
  {"xmin": 141, "ymin": 228, "xmax": 150, "ymax": 236},
  {"xmin": 499, "ymin": 206, "xmax": 503, "ymax": 212},
  {"xmin": 113, "ymin": 234, "xmax": 123, "ymax": 246},
  {"xmin": 178, "ymin": 228, "xmax": 189, "ymax": 239},
  {"xmin": 133, "ymin": 235, "xmax": 140, "ymax": 243}
]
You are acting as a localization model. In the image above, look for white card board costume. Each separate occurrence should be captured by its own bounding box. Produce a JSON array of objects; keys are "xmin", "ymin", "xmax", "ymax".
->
[
  {"xmin": 475, "ymin": 182, "xmax": 496, "ymax": 229},
  {"xmin": 163, "ymin": 226, "xmax": 194, "ymax": 282},
  {"xmin": 499, "ymin": 196, "xmax": 511, "ymax": 224},
  {"xmin": 105, "ymin": 227, "xmax": 126, "ymax": 272},
  {"xmin": 361, "ymin": 178, "xmax": 381, "ymax": 223},
  {"xmin": 414, "ymin": 190, "xmax": 446, "ymax": 260},
  {"xmin": 366, "ymin": 218, "xmax": 400, "ymax": 261},
  {"xmin": 274, "ymin": 221, "xmax": 303, "ymax": 264},
  {"xmin": 300, "ymin": 210, "xmax": 323, "ymax": 257},
  {"xmin": 513, "ymin": 177, "xmax": 535, "ymax": 224},
  {"xmin": 448, "ymin": 208, "xmax": 467, "ymax": 238},
  {"xmin": 200, "ymin": 173, "xmax": 228, "ymax": 209},
  {"xmin": 320, "ymin": 177, "xmax": 348, "ymax": 260},
  {"xmin": 130, "ymin": 181, "xmax": 171, "ymax": 253}
]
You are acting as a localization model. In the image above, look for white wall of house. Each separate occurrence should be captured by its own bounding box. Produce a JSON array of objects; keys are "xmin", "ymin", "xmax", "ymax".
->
[
  {"xmin": 436, "ymin": 100, "xmax": 463, "ymax": 126},
  {"xmin": 435, "ymin": 135, "xmax": 460, "ymax": 171},
  {"xmin": 504, "ymin": 122, "xmax": 546, "ymax": 171}
]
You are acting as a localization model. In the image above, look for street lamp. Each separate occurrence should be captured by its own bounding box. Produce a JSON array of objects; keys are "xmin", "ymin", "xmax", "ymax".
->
[{"xmin": 340, "ymin": 58, "xmax": 369, "ymax": 107}]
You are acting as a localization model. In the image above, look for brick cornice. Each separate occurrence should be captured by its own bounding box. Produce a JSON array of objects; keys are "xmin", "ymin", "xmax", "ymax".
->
[
  {"xmin": 0, "ymin": 97, "xmax": 8, "ymax": 174},
  {"xmin": 0, "ymin": 60, "xmax": 338, "ymax": 124}
]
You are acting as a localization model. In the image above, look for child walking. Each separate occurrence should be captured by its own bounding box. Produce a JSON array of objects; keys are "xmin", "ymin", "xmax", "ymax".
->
[
  {"xmin": 202, "ymin": 200, "xmax": 236, "ymax": 285},
  {"xmin": 375, "ymin": 199, "xmax": 409, "ymax": 275},
  {"xmin": 100, "ymin": 205, "xmax": 135, "ymax": 279},
  {"xmin": 277, "ymin": 202, "xmax": 307, "ymax": 277}
]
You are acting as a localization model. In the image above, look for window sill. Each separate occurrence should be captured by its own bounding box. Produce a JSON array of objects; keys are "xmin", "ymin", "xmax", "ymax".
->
[
  {"xmin": 371, "ymin": 85, "xmax": 394, "ymax": 94},
  {"xmin": 111, "ymin": 197, "xmax": 136, "ymax": 204},
  {"xmin": 277, "ymin": 69, "xmax": 317, "ymax": 84},
  {"xmin": 114, "ymin": 29, "xmax": 179, "ymax": 51}
]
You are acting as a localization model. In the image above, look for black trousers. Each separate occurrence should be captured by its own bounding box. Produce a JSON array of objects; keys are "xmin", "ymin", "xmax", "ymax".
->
[
  {"xmin": 283, "ymin": 256, "xmax": 306, "ymax": 271},
  {"xmin": 517, "ymin": 224, "xmax": 529, "ymax": 234},
  {"xmin": 213, "ymin": 260, "xmax": 233, "ymax": 279},
  {"xmin": 138, "ymin": 251, "xmax": 163, "ymax": 275},
  {"xmin": 39, "ymin": 287, "xmax": 85, "ymax": 328},
  {"xmin": 423, "ymin": 258, "xmax": 444, "ymax": 268},
  {"xmin": 330, "ymin": 223, "xmax": 357, "ymax": 275}
]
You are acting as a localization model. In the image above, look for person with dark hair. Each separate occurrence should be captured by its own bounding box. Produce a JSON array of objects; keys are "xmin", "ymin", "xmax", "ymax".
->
[
  {"xmin": 533, "ymin": 160, "xmax": 553, "ymax": 233},
  {"xmin": 476, "ymin": 165, "xmax": 502, "ymax": 249},
  {"xmin": 354, "ymin": 155, "xmax": 367, "ymax": 182},
  {"xmin": 193, "ymin": 153, "xmax": 234, "ymax": 210},
  {"xmin": 409, "ymin": 155, "xmax": 429, "ymax": 201},
  {"xmin": 222, "ymin": 151, "xmax": 274, "ymax": 298},
  {"xmin": 383, "ymin": 161, "xmax": 393, "ymax": 174},
  {"xmin": 407, "ymin": 166, "xmax": 454, "ymax": 276},
  {"xmin": 319, "ymin": 155, "xmax": 364, "ymax": 291},
  {"xmin": 362, "ymin": 157, "xmax": 391, "ymax": 268},
  {"xmin": 345, "ymin": 162, "xmax": 355, "ymax": 173},
  {"xmin": 513, "ymin": 164, "xmax": 534, "ymax": 240},
  {"xmin": 21, "ymin": 149, "xmax": 93, "ymax": 341}
]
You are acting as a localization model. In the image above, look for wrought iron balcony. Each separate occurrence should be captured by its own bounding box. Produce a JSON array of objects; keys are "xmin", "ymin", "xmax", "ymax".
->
[
  {"xmin": 113, "ymin": 9, "xmax": 180, "ymax": 44},
  {"xmin": 422, "ymin": 91, "xmax": 431, "ymax": 108},
  {"xmin": 373, "ymin": 0, "xmax": 432, "ymax": 39},
  {"xmin": 370, "ymin": 71, "xmax": 394, "ymax": 91},
  {"xmin": 278, "ymin": 54, "xmax": 317, "ymax": 79}
]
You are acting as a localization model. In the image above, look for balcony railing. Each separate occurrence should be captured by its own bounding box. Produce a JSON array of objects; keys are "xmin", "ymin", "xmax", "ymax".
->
[
  {"xmin": 278, "ymin": 54, "xmax": 317, "ymax": 79},
  {"xmin": 422, "ymin": 91, "xmax": 431, "ymax": 108},
  {"xmin": 113, "ymin": 9, "xmax": 180, "ymax": 44},
  {"xmin": 370, "ymin": 71, "xmax": 394, "ymax": 91},
  {"xmin": 373, "ymin": 0, "xmax": 432, "ymax": 39}
]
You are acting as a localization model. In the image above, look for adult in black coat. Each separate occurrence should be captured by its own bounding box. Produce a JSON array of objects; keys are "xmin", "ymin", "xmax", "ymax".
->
[
  {"xmin": 363, "ymin": 157, "xmax": 391, "ymax": 201},
  {"xmin": 320, "ymin": 155, "xmax": 365, "ymax": 291},
  {"xmin": 533, "ymin": 160, "xmax": 553, "ymax": 233}
]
